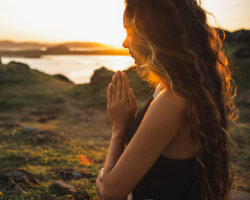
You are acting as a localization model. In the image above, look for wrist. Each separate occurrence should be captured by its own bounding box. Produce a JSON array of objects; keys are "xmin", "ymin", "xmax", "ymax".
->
[{"xmin": 112, "ymin": 124, "xmax": 128, "ymax": 137}]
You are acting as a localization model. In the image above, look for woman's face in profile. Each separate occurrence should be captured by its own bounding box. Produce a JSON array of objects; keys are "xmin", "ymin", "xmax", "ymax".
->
[{"xmin": 123, "ymin": 13, "xmax": 149, "ymax": 66}]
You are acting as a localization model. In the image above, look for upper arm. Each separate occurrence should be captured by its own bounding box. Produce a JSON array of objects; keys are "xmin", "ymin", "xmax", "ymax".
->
[{"xmin": 103, "ymin": 90, "xmax": 186, "ymax": 200}]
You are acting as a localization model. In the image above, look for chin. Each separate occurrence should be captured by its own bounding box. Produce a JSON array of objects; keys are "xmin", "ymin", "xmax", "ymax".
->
[
  {"xmin": 134, "ymin": 59, "xmax": 143, "ymax": 66},
  {"xmin": 132, "ymin": 57, "xmax": 140, "ymax": 66},
  {"xmin": 131, "ymin": 54, "xmax": 143, "ymax": 66}
]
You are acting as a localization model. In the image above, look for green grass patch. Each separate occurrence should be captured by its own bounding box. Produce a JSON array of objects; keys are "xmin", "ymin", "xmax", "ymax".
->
[{"xmin": 0, "ymin": 126, "xmax": 108, "ymax": 200}]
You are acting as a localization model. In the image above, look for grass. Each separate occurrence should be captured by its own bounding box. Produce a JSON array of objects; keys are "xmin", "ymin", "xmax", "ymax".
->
[
  {"xmin": 231, "ymin": 123, "xmax": 250, "ymax": 192},
  {"xmin": 0, "ymin": 126, "xmax": 108, "ymax": 200},
  {"xmin": 0, "ymin": 122, "xmax": 249, "ymax": 200},
  {"xmin": 0, "ymin": 62, "xmax": 74, "ymax": 112}
]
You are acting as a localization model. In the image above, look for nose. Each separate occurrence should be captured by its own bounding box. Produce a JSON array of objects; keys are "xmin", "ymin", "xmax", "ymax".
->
[{"xmin": 122, "ymin": 37, "xmax": 129, "ymax": 48}]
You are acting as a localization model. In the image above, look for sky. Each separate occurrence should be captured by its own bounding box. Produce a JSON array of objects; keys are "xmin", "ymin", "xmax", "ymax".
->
[{"xmin": 0, "ymin": 0, "xmax": 249, "ymax": 47}]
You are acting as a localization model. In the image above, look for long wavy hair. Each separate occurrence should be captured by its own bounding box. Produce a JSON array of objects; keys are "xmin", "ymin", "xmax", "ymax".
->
[{"xmin": 124, "ymin": 0, "xmax": 238, "ymax": 199}]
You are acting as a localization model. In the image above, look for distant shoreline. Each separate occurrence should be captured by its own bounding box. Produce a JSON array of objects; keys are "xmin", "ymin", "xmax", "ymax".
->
[
  {"xmin": 0, "ymin": 49, "xmax": 129, "ymax": 58},
  {"xmin": 0, "ymin": 41, "xmax": 129, "ymax": 58},
  {"xmin": 1, "ymin": 54, "xmax": 134, "ymax": 84}
]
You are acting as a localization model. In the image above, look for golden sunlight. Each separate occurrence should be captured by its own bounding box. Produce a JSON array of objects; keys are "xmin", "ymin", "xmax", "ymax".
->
[
  {"xmin": 0, "ymin": 0, "xmax": 126, "ymax": 46},
  {"xmin": 0, "ymin": 0, "xmax": 249, "ymax": 45}
]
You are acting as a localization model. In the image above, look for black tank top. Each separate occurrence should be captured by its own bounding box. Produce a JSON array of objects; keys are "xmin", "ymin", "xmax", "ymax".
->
[{"xmin": 125, "ymin": 96, "xmax": 200, "ymax": 200}]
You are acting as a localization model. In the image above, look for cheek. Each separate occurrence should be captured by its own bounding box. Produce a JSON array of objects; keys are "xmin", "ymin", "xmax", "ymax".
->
[{"xmin": 133, "ymin": 40, "xmax": 151, "ymax": 58}]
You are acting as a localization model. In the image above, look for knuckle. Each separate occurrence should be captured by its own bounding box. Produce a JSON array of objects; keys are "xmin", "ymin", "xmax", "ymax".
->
[{"xmin": 110, "ymin": 104, "xmax": 115, "ymax": 109}]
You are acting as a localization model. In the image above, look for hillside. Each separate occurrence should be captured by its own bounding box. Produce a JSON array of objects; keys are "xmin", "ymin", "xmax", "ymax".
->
[{"xmin": 0, "ymin": 29, "xmax": 249, "ymax": 199}]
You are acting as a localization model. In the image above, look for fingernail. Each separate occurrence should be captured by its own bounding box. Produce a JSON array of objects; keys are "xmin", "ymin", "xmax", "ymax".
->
[{"xmin": 130, "ymin": 88, "xmax": 134, "ymax": 95}]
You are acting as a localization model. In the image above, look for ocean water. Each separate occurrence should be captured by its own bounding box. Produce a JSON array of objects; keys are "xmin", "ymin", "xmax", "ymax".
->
[{"xmin": 2, "ymin": 55, "xmax": 134, "ymax": 84}]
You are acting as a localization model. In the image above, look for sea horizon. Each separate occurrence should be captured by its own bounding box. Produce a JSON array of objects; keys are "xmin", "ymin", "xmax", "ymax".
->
[{"xmin": 1, "ymin": 55, "xmax": 135, "ymax": 84}]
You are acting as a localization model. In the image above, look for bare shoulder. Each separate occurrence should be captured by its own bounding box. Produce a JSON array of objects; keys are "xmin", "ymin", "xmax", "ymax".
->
[{"xmin": 150, "ymin": 89, "xmax": 186, "ymax": 115}]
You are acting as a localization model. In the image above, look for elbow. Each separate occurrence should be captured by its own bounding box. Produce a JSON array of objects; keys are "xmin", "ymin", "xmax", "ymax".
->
[
  {"xmin": 102, "ymin": 192, "xmax": 127, "ymax": 200},
  {"xmin": 102, "ymin": 182, "xmax": 128, "ymax": 200}
]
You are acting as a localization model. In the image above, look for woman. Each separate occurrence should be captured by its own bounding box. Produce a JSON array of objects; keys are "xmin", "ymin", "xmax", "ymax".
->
[{"xmin": 95, "ymin": 0, "xmax": 237, "ymax": 199}]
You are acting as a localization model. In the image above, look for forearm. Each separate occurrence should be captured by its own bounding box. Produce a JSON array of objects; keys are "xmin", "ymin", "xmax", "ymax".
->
[
  {"xmin": 97, "ymin": 127, "xmax": 126, "ymax": 199},
  {"xmin": 104, "ymin": 126, "xmax": 127, "ymax": 174}
]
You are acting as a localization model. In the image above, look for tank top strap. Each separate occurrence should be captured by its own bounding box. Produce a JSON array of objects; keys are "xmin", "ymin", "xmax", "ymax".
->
[{"xmin": 153, "ymin": 83, "xmax": 164, "ymax": 99}]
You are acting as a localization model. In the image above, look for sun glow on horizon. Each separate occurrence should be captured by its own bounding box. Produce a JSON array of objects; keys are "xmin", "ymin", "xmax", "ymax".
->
[
  {"xmin": 0, "ymin": 0, "xmax": 249, "ymax": 46},
  {"xmin": 0, "ymin": 0, "xmax": 127, "ymax": 47}
]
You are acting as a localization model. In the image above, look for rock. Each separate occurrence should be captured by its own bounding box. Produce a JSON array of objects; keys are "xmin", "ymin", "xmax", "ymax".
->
[
  {"xmin": 94, "ymin": 159, "xmax": 104, "ymax": 164},
  {"xmin": 37, "ymin": 116, "xmax": 57, "ymax": 124},
  {"xmin": 0, "ymin": 168, "xmax": 40, "ymax": 187},
  {"xmin": 216, "ymin": 28, "xmax": 234, "ymax": 42},
  {"xmin": 49, "ymin": 180, "xmax": 91, "ymax": 200},
  {"xmin": 216, "ymin": 29, "xmax": 250, "ymax": 44},
  {"xmin": 51, "ymin": 168, "xmax": 94, "ymax": 180},
  {"xmin": 49, "ymin": 180, "xmax": 77, "ymax": 195},
  {"xmin": 232, "ymin": 29, "xmax": 250, "ymax": 44},
  {"xmin": 17, "ymin": 127, "xmax": 67, "ymax": 144},
  {"xmin": 22, "ymin": 126, "xmax": 37, "ymax": 133},
  {"xmin": 90, "ymin": 66, "xmax": 114, "ymax": 86},
  {"xmin": 0, "ymin": 123, "xmax": 23, "ymax": 129},
  {"xmin": 234, "ymin": 45, "xmax": 250, "ymax": 58},
  {"xmin": 8, "ymin": 61, "xmax": 30, "ymax": 70},
  {"xmin": 53, "ymin": 74, "xmax": 74, "ymax": 83}
]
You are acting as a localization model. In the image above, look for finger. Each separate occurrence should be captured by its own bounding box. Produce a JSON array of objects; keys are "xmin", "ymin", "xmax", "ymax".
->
[
  {"xmin": 112, "ymin": 73, "xmax": 116, "ymax": 102},
  {"xmin": 100, "ymin": 167, "xmax": 104, "ymax": 177},
  {"xmin": 107, "ymin": 83, "xmax": 112, "ymax": 106},
  {"xmin": 98, "ymin": 168, "xmax": 104, "ymax": 181},
  {"xmin": 128, "ymin": 89, "xmax": 133, "ymax": 109},
  {"xmin": 116, "ymin": 71, "xmax": 122, "ymax": 101},
  {"xmin": 121, "ymin": 72, "xmax": 129, "ymax": 100},
  {"xmin": 130, "ymin": 88, "xmax": 137, "ymax": 111}
]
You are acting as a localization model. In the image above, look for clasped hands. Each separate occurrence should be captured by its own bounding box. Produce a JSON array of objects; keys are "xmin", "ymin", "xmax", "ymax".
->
[
  {"xmin": 107, "ymin": 71, "xmax": 137, "ymax": 135},
  {"xmin": 95, "ymin": 71, "xmax": 137, "ymax": 198}
]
